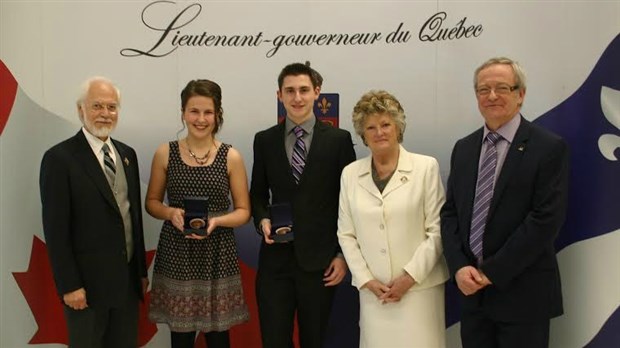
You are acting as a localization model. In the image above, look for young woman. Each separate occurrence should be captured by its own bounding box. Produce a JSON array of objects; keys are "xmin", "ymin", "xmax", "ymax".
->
[{"xmin": 146, "ymin": 80, "xmax": 250, "ymax": 348}]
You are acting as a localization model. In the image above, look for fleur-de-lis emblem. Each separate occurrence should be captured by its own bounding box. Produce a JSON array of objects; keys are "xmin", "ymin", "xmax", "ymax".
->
[
  {"xmin": 317, "ymin": 97, "xmax": 331, "ymax": 115},
  {"xmin": 598, "ymin": 86, "xmax": 620, "ymax": 161}
]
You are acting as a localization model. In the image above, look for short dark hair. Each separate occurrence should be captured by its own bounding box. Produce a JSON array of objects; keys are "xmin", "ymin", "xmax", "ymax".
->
[
  {"xmin": 180, "ymin": 79, "xmax": 224, "ymax": 134},
  {"xmin": 277, "ymin": 61, "xmax": 323, "ymax": 90}
]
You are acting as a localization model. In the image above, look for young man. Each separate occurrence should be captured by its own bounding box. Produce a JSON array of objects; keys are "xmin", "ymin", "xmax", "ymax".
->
[
  {"xmin": 40, "ymin": 77, "xmax": 148, "ymax": 348},
  {"xmin": 250, "ymin": 62, "xmax": 356, "ymax": 347},
  {"xmin": 441, "ymin": 57, "xmax": 569, "ymax": 348}
]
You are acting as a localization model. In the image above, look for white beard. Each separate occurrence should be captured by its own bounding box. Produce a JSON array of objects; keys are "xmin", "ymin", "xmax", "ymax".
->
[
  {"xmin": 87, "ymin": 125, "xmax": 114, "ymax": 139},
  {"xmin": 83, "ymin": 117, "xmax": 115, "ymax": 139}
]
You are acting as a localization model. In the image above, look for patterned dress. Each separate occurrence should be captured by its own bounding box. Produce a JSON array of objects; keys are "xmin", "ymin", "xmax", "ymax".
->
[{"xmin": 149, "ymin": 141, "xmax": 249, "ymax": 332}]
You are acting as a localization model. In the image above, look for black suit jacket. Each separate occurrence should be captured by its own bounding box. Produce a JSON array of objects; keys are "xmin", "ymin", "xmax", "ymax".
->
[
  {"xmin": 40, "ymin": 130, "xmax": 147, "ymax": 307},
  {"xmin": 250, "ymin": 120, "xmax": 356, "ymax": 271},
  {"xmin": 441, "ymin": 117, "xmax": 569, "ymax": 322}
]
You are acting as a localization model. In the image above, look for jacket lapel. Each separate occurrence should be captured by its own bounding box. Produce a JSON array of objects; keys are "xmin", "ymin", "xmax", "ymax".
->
[
  {"xmin": 113, "ymin": 140, "xmax": 138, "ymax": 208},
  {"xmin": 462, "ymin": 129, "xmax": 485, "ymax": 228},
  {"xmin": 356, "ymin": 156, "xmax": 382, "ymax": 202},
  {"xmin": 297, "ymin": 120, "xmax": 325, "ymax": 186},
  {"xmin": 356, "ymin": 146, "xmax": 413, "ymax": 201},
  {"xmin": 381, "ymin": 145, "xmax": 413, "ymax": 197},
  {"xmin": 272, "ymin": 122, "xmax": 297, "ymax": 186},
  {"xmin": 71, "ymin": 131, "xmax": 120, "ymax": 214},
  {"xmin": 488, "ymin": 118, "xmax": 530, "ymax": 218}
]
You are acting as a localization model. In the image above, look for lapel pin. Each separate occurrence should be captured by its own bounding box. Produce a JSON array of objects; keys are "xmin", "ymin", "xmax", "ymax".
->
[
  {"xmin": 517, "ymin": 144, "xmax": 525, "ymax": 152},
  {"xmin": 124, "ymin": 157, "xmax": 130, "ymax": 166},
  {"xmin": 401, "ymin": 176, "xmax": 408, "ymax": 183}
]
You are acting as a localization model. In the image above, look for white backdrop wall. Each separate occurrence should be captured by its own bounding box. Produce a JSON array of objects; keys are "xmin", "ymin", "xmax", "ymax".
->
[{"xmin": 1, "ymin": 1, "xmax": 619, "ymax": 347}]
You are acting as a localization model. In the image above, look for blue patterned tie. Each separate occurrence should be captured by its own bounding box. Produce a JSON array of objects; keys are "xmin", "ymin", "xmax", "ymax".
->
[
  {"xmin": 469, "ymin": 132, "xmax": 501, "ymax": 265},
  {"xmin": 102, "ymin": 143, "xmax": 116, "ymax": 188},
  {"xmin": 291, "ymin": 126, "xmax": 306, "ymax": 184}
]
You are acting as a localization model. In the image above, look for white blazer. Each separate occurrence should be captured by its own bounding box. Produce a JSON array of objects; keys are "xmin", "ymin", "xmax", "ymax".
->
[{"xmin": 338, "ymin": 146, "xmax": 449, "ymax": 291}]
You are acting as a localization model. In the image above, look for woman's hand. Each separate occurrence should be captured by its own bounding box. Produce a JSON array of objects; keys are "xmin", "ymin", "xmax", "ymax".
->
[
  {"xmin": 380, "ymin": 273, "xmax": 416, "ymax": 303},
  {"xmin": 362, "ymin": 279, "xmax": 391, "ymax": 300},
  {"xmin": 169, "ymin": 208, "xmax": 185, "ymax": 232}
]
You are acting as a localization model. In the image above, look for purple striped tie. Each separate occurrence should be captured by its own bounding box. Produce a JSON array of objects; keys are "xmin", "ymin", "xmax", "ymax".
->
[
  {"xmin": 469, "ymin": 132, "xmax": 501, "ymax": 265},
  {"xmin": 291, "ymin": 126, "xmax": 306, "ymax": 184}
]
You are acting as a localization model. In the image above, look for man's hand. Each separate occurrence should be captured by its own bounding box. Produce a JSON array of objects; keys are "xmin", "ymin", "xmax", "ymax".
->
[
  {"xmin": 478, "ymin": 269, "xmax": 493, "ymax": 287},
  {"xmin": 381, "ymin": 273, "xmax": 416, "ymax": 303},
  {"xmin": 141, "ymin": 277, "xmax": 149, "ymax": 297},
  {"xmin": 260, "ymin": 218, "xmax": 275, "ymax": 244},
  {"xmin": 63, "ymin": 288, "xmax": 88, "ymax": 310},
  {"xmin": 323, "ymin": 257, "xmax": 347, "ymax": 286},
  {"xmin": 455, "ymin": 266, "xmax": 487, "ymax": 295}
]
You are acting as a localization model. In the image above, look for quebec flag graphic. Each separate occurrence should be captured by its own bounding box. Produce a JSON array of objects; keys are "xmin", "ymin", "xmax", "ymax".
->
[{"xmin": 535, "ymin": 33, "xmax": 620, "ymax": 348}]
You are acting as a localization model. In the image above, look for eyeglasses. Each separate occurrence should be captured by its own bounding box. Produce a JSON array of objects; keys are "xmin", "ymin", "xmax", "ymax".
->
[
  {"xmin": 475, "ymin": 84, "xmax": 519, "ymax": 96},
  {"xmin": 88, "ymin": 102, "xmax": 119, "ymax": 113}
]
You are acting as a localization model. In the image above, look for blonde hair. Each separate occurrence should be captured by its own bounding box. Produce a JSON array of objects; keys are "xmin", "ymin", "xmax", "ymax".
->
[{"xmin": 352, "ymin": 90, "xmax": 406, "ymax": 145}]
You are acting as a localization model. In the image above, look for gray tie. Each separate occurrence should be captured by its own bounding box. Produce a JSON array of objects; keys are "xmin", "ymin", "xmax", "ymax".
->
[{"xmin": 102, "ymin": 143, "xmax": 116, "ymax": 188}]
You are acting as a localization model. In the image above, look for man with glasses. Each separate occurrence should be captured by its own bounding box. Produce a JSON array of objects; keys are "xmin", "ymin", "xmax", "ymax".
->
[
  {"xmin": 441, "ymin": 57, "xmax": 569, "ymax": 348},
  {"xmin": 40, "ymin": 76, "xmax": 148, "ymax": 348}
]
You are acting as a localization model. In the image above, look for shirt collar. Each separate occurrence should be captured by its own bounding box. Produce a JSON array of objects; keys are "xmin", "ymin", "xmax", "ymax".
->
[
  {"xmin": 285, "ymin": 115, "xmax": 316, "ymax": 135},
  {"xmin": 483, "ymin": 113, "xmax": 521, "ymax": 144},
  {"xmin": 82, "ymin": 127, "xmax": 115, "ymax": 156}
]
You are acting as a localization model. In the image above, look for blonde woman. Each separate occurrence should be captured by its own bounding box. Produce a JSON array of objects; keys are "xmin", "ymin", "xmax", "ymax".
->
[{"xmin": 338, "ymin": 90, "xmax": 448, "ymax": 348}]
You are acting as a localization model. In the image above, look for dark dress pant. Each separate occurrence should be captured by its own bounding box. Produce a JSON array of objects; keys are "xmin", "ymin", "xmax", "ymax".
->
[
  {"xmin": 63, "ymin": 261, "xmax": 140, "ymax": 348},
  {"xmin": 461, "ymin": 307, "xmax": 550, "ymax": 348},
  {"xmin": 256, "ymin": 242, "xmax": 336, "ymax": 348}
]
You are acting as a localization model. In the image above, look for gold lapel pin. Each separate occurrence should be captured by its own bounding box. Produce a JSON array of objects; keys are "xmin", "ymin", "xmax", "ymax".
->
[
  {"xmin": 124, "ymin": 157, "xmax": 129, "ymax": 166},
  {"xmin": 401, "ymin": 176, "xmax": 408, "ymax": 183}
]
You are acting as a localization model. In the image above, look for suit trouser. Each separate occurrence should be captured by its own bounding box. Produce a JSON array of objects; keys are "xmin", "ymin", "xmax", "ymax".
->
[
  {"xmin": 63, "ymin": 260, "xmax": 140, "ymax": 348},
  {"xmin": 460, "ymin": 307, "xmax": 550, "ymax": 348},
  {"xmin": 256, "ymin": 242, "xmax": 336, "ymax": 348}
]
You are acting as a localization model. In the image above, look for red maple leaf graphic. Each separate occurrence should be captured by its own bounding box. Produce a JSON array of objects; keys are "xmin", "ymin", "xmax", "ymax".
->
[
  {"xmin": 138, "ymin": 250, "xmax": 158, "ymax": 346},
  {"xmin": 12, "ymin": 236, "xmax": 158, "ymax": 346},
  {"xmin": 13, "ymin": 237, "xmax": 287, "ymax": 347},
  {"xmin": 229, "ymin": 261, "xmax": 263, "ymax": 348},
  {"xmin": 0, "ymin": 59, "xmax": 18, "ymax": 136}
]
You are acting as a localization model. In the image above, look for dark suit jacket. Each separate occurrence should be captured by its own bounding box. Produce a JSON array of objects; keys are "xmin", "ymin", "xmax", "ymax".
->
[
  {"xmin": 441, "ymin": 116, "xmax": 569, "ymax": 322},
  {"xmin": 40, "ymin": 130, "xmax": 147, "ymax": 307},
  {"xmin": 250, "ymin": 119, "xmax": 356, "ymax": 271}
]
